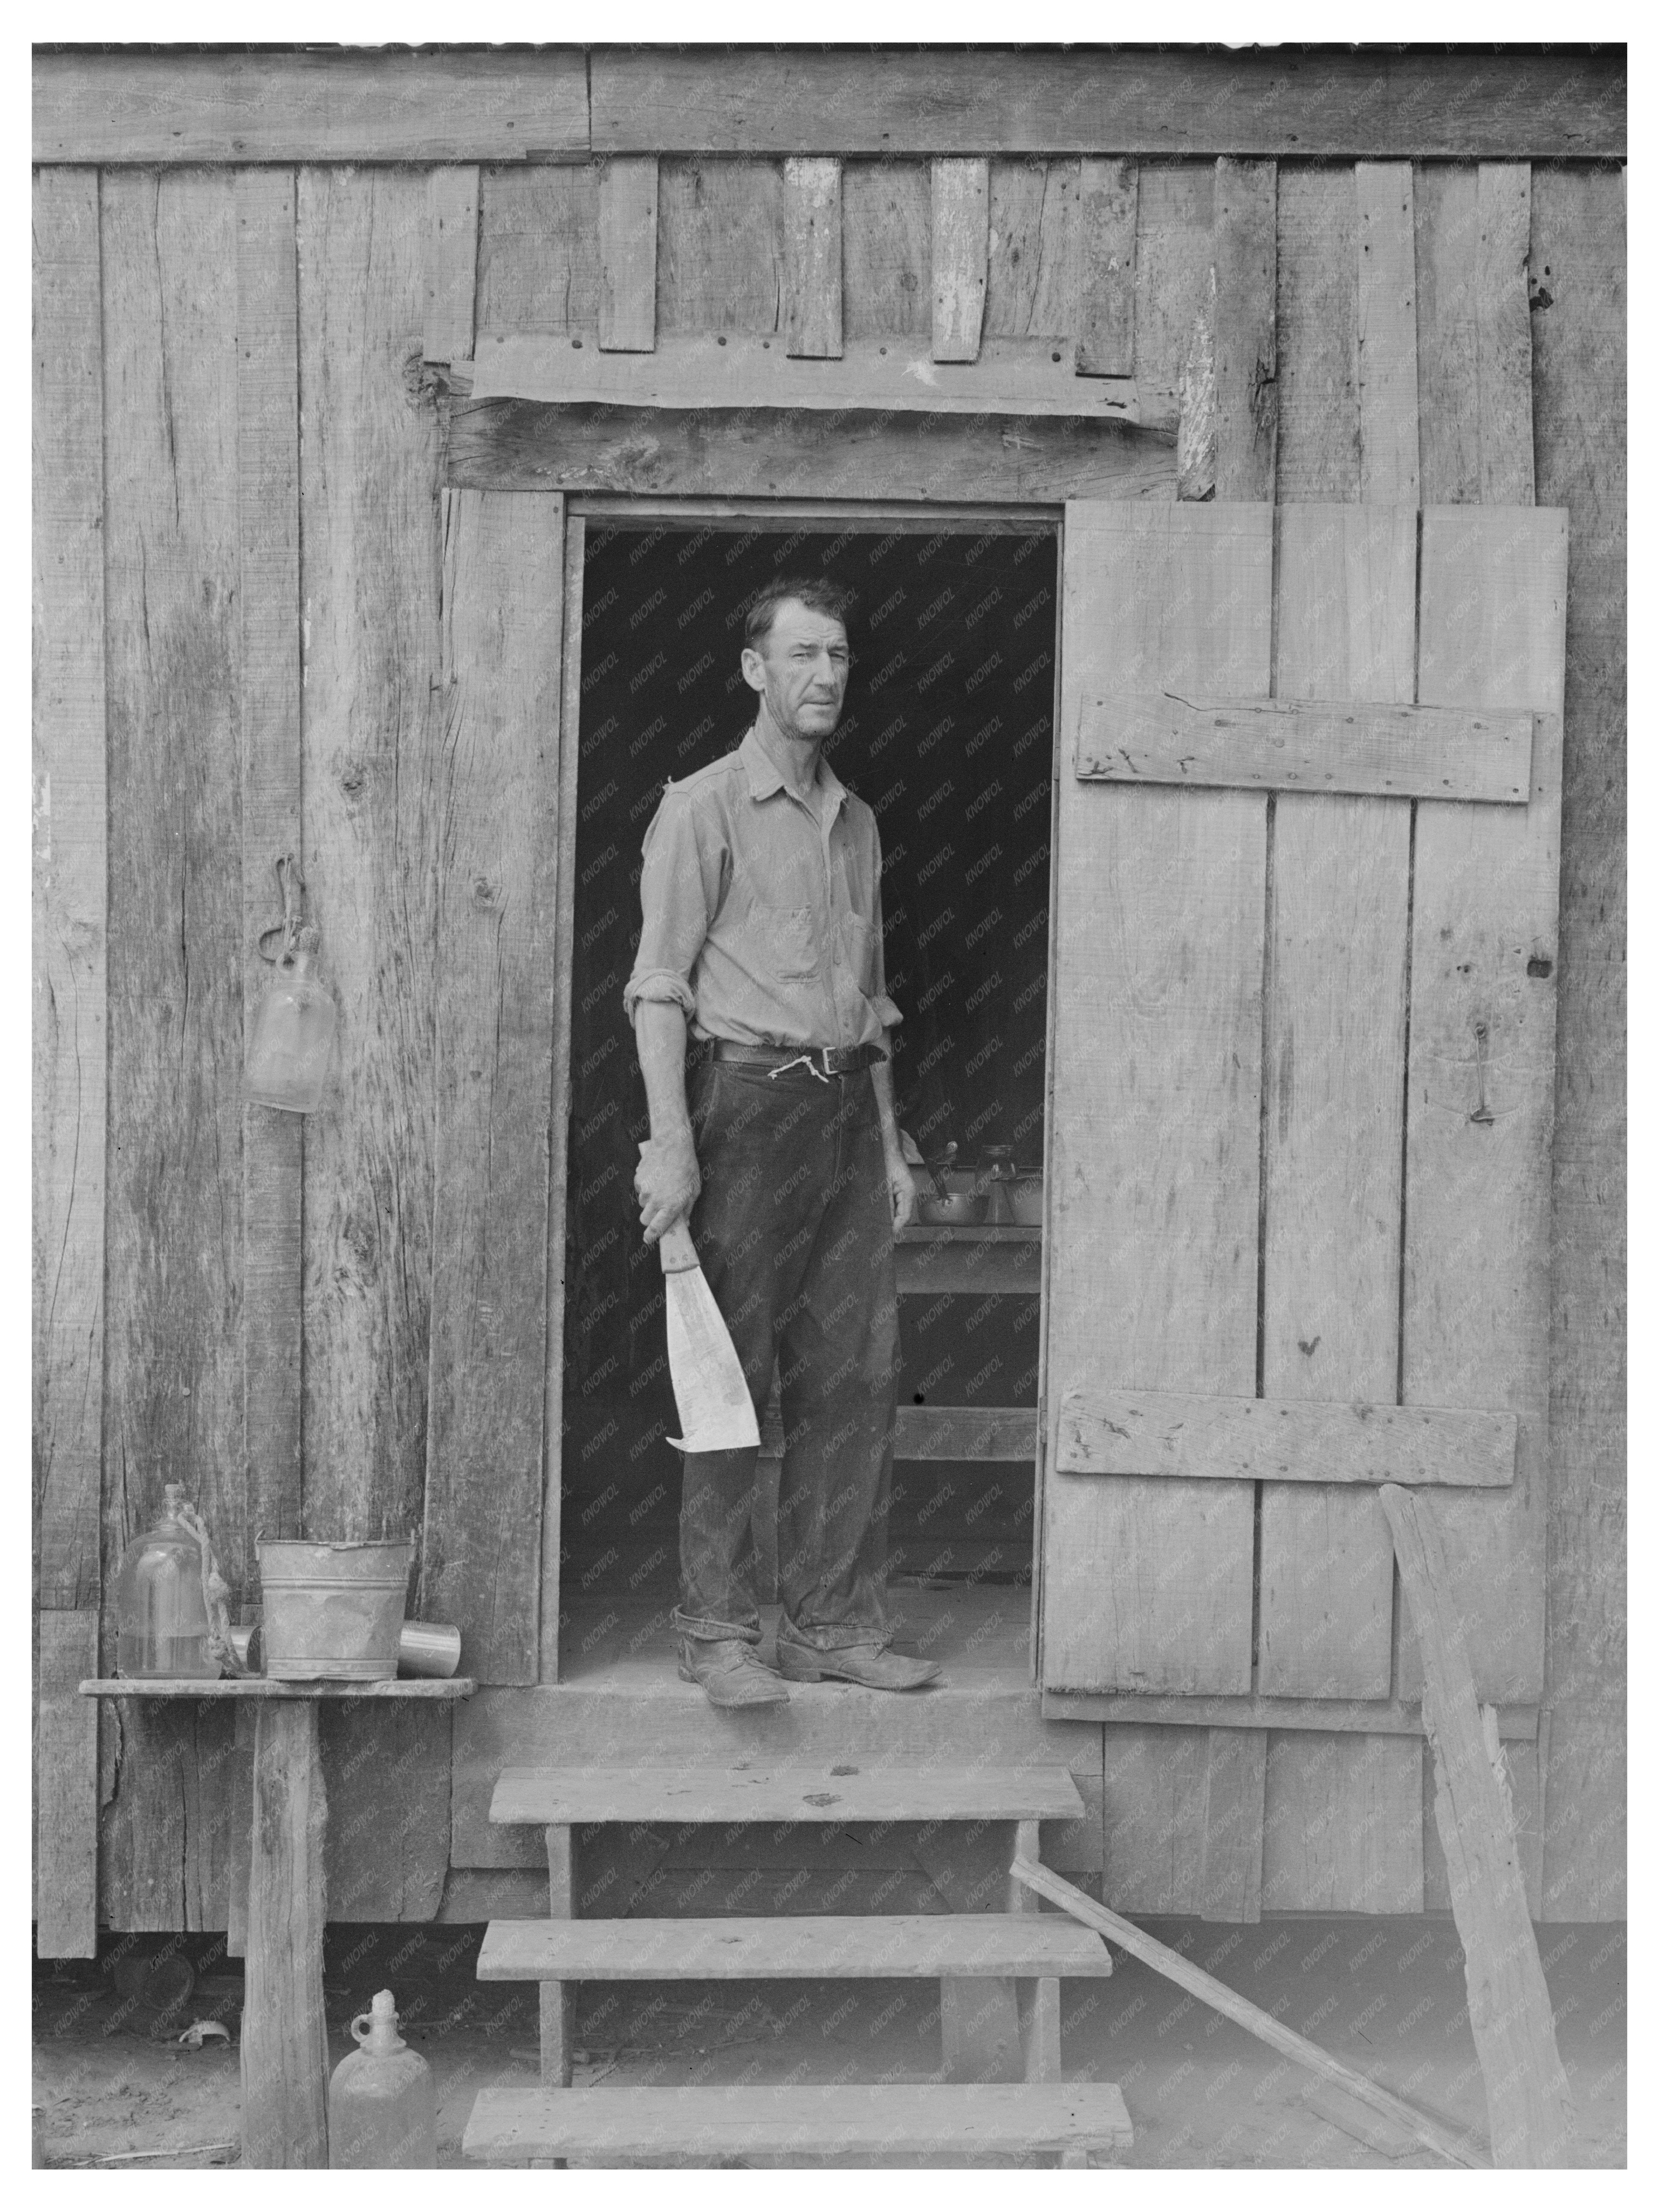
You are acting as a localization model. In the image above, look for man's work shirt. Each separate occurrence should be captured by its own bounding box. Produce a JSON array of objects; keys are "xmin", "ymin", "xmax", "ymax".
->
[{"xmin": 623, "ymin": 723, "xmax": 903, "ymax": 1050}]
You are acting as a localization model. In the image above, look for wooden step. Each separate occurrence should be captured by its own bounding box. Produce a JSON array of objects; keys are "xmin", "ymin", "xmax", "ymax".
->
[
  {"xmin": 489, "ymin": 1762, "xmax": 1085, "ymax": 1828},
  {"xmin": 463, "ymin": 2082, "xmax": 1134, "ymax": 2164},
  {"xmin": 478, "ymin": 1912, "xmax": 1113, "ymax": 1982}
]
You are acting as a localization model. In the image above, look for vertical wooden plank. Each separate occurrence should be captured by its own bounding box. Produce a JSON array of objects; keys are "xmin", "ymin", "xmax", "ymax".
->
[
  {"xmin": 423, "ymin": 164, "xmax": 480, "ymax": 365},
  {"xmin": 1414, "ymin": 162, "xmax": 1482, "ymax": 503},
  {"xmin": 298, "ymin": 169, "xmax": 441, "ymax": 1546},
  {"xmin": 656, "ymin": 158, "xmax": 782, "ymax": 335},
  {"xmin": 1022, "ymin": 1978, "xmax": 1063, "ymax": 2084},
  {"xmin": 930, "ymin": 158, "xmax": 989, "ymax": 362},
  {"xmin": 841, "ymin": 159, "xmax": 931, "ymax": 339},
  {"xmin": 34, "ymin": 1613, "xmax": 99, "ymax": 1955},
  {"xmin": 1213, "ymin": 157, "xmax": 1278, "ymax": 500},
  {"xmin": 1136, "ymin": 161, "xmax": 1216, "ymax": 440},
  {"xmin": 237, "ymin": 169, "xmax": 303, "ymax": 1559},
  {"xmin": 1176, "ymin": 263, "xmax": 1218, "ymax": 502},
  {"xmin": 1475, "ymin": 166, "xmax": 1534, "ymax": 504},
  {"xmin": 1356, "ymin": 162, "xmax": 1420, "ymax": 506},
  {"xmin": 1100, "ymin": 1727, "xmax": 1209, "ymax": 1913},
  {"xmin": 420, "ymin": 490, "xmax": 563, "ymax": 1684},
  {"xmin": 1043, "ymin": 503, "xmax": 1269, "ymax": 1694},
  {"xmin": 1273, "ymin": 166, "xmax": 1360, "ymax": 503},
  {"xmin": 99, "ymin": 170, "xmax": 246, "ymax": 1928},
  {"xmin": 538, "ymin": 515, "xmax": 583, "ymax": 1685},
  {"xmin": 541, "ymin": 1824, "xmax": 577, "ymax": 2087},
  {"xmin": 1532, "ymin": 166, "xmax": 1626, "ymax": 1922},
  {"xmin": 225, "ymin": 1702, "xmax": 255, "ymax": 1958},
  {"xmin": 783, "ymin": 156, "xmax": 842, "ymax": 358},
  {"xmin": 1261, "ymin": 1732, "xmax": 1424, "ymax": 1912},
  {"xmin": 241, "ymin": 1704, "xmax": 329, "ymax": 2168},
  {"xmin": 321, "ymin": 1705, "xmax": 451, "ymax": 1918},
  {"xmin": 984, "ymin": 157, "xmax": 1089, "ymax": 342},
  {"xmin": 1195, "ymin": 164, "xmax": 1277, "ymax": 1825},
  {"xmin": 1382, "ymin": 1485, "xmax": 1574, "ymax": 2164},
  {"xmin": 1198, "ymin": 1728, "xmax": 1266, "ymax": 1923},
  {"xmin": 33, "ymin": 168, "xmax": 105, "ymax": 1956},
  {"xmin": 475, "ymin": 166, "xmax": 602, "ymax": 338},
  {"xmin": 1258, "ymin": 508, "xmax": 1414, "ymax": 1699},
  {"xmin": 1076, "ymin": 157, "xmax": 1138, "ymax": 376},
  {"xmin": 597, "ymin": 156, "xmax": 658, "ymax": 354},
  {"xmin": 1403, "ymin": 503, "xmax": 1566, "ymax": 1704},
  {"xmin": 33, "ymin": 167, "xmax": 106, "ymax": 1619}
]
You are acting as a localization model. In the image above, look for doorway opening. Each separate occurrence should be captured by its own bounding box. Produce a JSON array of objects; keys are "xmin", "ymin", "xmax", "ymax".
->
[{"xmin": 557, "ymin": 511, "xmax": 1061, "ymax": 1682}]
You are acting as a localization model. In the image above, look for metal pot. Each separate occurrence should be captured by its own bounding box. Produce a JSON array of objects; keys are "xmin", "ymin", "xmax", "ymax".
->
[{"xmin": 913, "ymin": 1171, "xmax": 990, "ymax": 1227}]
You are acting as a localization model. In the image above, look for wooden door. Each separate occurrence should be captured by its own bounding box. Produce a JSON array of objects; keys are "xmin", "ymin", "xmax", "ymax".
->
[{"xmin": 1039, "ymin": 499, "xmax": 1567, "ymax": 1705}]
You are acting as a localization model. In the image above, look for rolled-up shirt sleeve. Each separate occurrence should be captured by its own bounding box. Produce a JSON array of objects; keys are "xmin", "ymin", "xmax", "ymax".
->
[
  {"xmin": 623, "ymin": 786, "xmax": 727, "ymax": 1026},
  {"xmin": 870, "ymin": 823, "xmax": 903, "ymax": 1031}
]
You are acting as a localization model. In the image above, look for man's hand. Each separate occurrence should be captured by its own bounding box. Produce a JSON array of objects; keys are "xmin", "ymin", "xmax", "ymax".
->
[
  {"xmin": 636, "ymin": 1130, "xmax": 701, "ymax": 1245},
  {"xmin": 884, "ymin": 1146, "xmax": 918, "ymax": 1233}
]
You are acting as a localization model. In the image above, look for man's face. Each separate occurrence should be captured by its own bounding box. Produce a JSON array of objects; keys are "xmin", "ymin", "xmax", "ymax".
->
[{"xmin": 741, "ymin": 599, "xmax": 851, "ymax": 743}]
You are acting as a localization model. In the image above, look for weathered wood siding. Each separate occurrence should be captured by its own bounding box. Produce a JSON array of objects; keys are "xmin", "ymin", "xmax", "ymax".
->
[{"xmin": 32, "ymin": 54, "xmax": 1623, "ymax": 1933}]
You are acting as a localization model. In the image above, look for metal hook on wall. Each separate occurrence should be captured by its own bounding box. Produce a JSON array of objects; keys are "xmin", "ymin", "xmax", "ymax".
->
[{"xmin": 257, "ymin": 854, "xmax": 307, "ymax": 965}]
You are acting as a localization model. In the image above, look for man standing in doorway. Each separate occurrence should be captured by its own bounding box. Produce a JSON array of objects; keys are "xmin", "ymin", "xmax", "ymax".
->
[{"xmin": 624, "ymin": 577, "xmax": 941, "ymax": 1709}]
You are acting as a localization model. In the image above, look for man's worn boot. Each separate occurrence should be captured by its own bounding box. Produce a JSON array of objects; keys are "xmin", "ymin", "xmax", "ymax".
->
[
  {"xmin": 677, "ymin": 1635, "xmax": 789, "ymax": 1709},
  {"xmin": 774, "ymin": 1634, "xmax": 941, "ymax": 1691}
]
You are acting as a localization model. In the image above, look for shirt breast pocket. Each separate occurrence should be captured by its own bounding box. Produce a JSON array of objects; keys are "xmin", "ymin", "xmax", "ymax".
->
[{"xmin": 757, "ymin": 904, "xmax": 818, "ymax": 981}]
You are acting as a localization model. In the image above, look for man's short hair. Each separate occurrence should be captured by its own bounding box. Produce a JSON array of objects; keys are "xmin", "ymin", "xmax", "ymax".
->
[{"xmin": 745, "ymin": 575, "xmax": 856, "ymax": 648}]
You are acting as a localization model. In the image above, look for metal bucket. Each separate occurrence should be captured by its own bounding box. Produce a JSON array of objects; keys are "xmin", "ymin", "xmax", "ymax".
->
[{"xmin": 257, "ymin": 1538, "xmax": 415, "ymax": 1681}]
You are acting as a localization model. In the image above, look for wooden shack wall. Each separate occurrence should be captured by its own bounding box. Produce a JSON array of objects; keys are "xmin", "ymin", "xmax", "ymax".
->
[{"xmin": 33, "ymin": 57, "xmax": 1624, "ymax": 1940}]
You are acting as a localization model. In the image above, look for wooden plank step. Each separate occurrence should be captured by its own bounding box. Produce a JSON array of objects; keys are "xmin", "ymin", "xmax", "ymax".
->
[
  {"xmin": 490, "ymin": 1764, "xmax": 1085, "ymax": 1828},
  {"xmin": 463, "ymin": 2082, "xmax": 1134, "ymax": 2164},
  {"xmin": 478, "ymin": 1914, "xmax": 1114, "ymax": 1983}
]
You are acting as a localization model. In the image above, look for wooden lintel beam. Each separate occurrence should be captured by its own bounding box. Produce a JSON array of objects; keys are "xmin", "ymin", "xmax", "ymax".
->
[
  {"xmin": 442, "ymin": 396, "xmax": 1176, "ymax": 505},
  {"xmin": 461, "ymin": 330, "xmax": 1154, "ymax": 422},
  {"xmin": 1057, "ymin": 1387, "xmax": 1518, "ymax": 1486},
  {"xmin": 1074, "ymin": 690, "xmax": 1537, "ymax": 804}
]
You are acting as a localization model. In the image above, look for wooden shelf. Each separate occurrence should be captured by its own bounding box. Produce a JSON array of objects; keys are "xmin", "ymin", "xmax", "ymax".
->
[
  {"xmin": 79, "ymin": 1676, "xmax": 476, "ymax": 1700},
  {"xmin": 896, "ymin": 1223, "xmax": 1042, "ymax": 1297},
  {"xmin": 757, "ymin": 1404, "xmax": 1036, "ymax": 1461}
]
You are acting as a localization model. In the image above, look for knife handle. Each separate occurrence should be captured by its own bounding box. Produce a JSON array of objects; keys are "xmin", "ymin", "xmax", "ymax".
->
[{"xmin": 658, "ymin": 1219, "xmax": 699, "ymax": 1274}]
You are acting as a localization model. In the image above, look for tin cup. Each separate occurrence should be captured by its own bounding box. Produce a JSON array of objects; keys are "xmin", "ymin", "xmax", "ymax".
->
[{"xmin": 398, "ymin": 1621, "xmax": 462, "ymax": 1678}]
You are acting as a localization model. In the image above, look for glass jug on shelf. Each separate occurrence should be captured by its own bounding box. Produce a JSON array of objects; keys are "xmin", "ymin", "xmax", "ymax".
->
[
  {"xmin": 245, "ymin": 924, "xmax": 337, "ymax": 1113},
  {"xmin": 979, "ymin": 1145, "xmax": 1018, "ymax": 1225},
  {"xmin": 114, "ymin": 1484, "xmax": 219, "ymax": 1679}
]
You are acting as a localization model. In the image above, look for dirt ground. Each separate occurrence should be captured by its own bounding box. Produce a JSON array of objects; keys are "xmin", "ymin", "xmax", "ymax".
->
[{"xmin": 33, "ymin": 1914, "xmax": 1626, "ymax": 2169}]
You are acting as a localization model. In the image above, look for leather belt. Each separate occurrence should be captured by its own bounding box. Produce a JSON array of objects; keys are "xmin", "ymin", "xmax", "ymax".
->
[{"xmin": 711, "ymin": 1039, "xmax": 887, "ymax": 1081}]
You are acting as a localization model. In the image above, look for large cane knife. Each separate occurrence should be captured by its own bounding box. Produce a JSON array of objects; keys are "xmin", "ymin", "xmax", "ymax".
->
[{"xmin": 655, "ymin": 1217, "xmax": 760, "ymax": 1455}]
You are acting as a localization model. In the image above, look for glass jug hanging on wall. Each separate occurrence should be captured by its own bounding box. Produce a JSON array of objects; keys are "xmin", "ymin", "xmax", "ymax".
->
[{"xmin": 246, "ymin": 924, "xmax": 337, "ymax": 1113}]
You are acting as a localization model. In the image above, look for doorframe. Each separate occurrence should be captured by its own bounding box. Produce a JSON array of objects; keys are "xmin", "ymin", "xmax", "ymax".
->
[{"xmin": 542, "ymin": 493, "xmax": 1067, "ymax": 1684}]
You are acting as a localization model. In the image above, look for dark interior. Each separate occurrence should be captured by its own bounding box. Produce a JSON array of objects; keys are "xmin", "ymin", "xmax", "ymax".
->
[{"xmin": 558, "ymin": 521, "xmax": 1061, "ymax": 1645}]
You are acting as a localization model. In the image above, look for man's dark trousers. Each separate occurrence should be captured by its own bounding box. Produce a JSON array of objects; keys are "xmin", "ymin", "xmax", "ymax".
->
[{"xmin": 671, "ymin": 1052, "xmax": 900, "ymax": 1653}]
